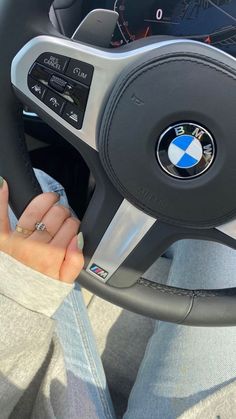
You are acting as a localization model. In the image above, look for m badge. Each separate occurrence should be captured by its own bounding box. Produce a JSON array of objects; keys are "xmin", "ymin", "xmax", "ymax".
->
[{"xmin": 89, "ymin": 264, "xmax": 109, "ymax": 280}]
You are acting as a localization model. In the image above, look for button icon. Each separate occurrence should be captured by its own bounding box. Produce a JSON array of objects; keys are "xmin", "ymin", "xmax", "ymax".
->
[
  {"xmin": 62, "ymin": 103, "xmax": 83, "ymax": 129},
  {"xmin": 49, "ymin": 97, "xmax": 60, "ymax": 108},
  {"xmin": 66, "ymin": 59, "xmax": 94, "ymax": 86},
  {"xmin": 44, "ymin": 90, "xmax": 65, "ymax": 114},
  {"xmin": 32, "ymin": 84, "xmax": 42, "ymax": 94},
  {"xmin": 44, "ymin": 56, "xmax": 60, "ymax": 69},
  {"xmin": 66, "ymin": 111, "xmax": 79, "ymax": 123},
  {"xmin": 28, "ymin": 77, "xmax": 46, "ymax": 100},
  {"xmin": 37, "ymin": 53, "xmax": 69, "ymax": 74},
  {"xmin": 73, "ymin": 67, "xmax": 88, "ymax": 81}
]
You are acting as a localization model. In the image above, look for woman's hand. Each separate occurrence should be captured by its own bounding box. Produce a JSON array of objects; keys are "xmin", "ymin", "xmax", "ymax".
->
[{"xmin": 0, "ymin": 178, "xmax": 84, "ymax": 284}]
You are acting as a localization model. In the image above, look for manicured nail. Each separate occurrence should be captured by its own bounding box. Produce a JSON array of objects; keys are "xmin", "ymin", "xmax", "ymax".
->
[
  {"xmin": 0, "ymin": 177, "xmax": 4, "ymax": 188},
  {"xmin": 77, "ymin": 232, "xmax": 84, "ymax": 250}
]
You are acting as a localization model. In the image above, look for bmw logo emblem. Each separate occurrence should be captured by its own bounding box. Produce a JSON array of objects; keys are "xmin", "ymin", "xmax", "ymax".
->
[{"xmin": 157, "ymin": 123, "xmax": 215, "ymax": 179}]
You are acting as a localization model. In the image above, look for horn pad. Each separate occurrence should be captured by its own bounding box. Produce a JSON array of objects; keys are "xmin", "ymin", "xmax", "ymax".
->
[{"xmin": 99, "ymin": 46, "xmax": 236, "ymax": 228}]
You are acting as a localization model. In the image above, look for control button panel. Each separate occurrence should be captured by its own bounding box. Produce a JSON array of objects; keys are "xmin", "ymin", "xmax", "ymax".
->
[{"xmin": 27, "ymin": 53, "xmax": 94, "ymax": 130}]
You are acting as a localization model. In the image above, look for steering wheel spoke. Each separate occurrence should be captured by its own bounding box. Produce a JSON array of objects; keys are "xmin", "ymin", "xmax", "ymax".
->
[
  {"xmin": 216, "ymin": 219, "xmax": 236, "ymax": 242},
  {"xmin": 85, "ymin": 199, "xmax": 156, "ymax": 284},
  {"xmin": 11, "ymin": 34, "xmax": 172, "ymax": 151},
  {"xmin": 83, "ymin": 204, "xmax": 236, "ymax": 290}
]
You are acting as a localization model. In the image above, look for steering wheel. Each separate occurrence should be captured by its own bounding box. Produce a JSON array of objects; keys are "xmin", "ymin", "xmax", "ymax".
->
[{"xmin": 3, "ymin": 0, "xmax": 236, "ymax": 326}]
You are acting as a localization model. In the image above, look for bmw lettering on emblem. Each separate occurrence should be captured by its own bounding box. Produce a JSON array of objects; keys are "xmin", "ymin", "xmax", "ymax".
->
[{"xmin": 157, "ymin": 123, "xmax": 215, "ymax": 179}]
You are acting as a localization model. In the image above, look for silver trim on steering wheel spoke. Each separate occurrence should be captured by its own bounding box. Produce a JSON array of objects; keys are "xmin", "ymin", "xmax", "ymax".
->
[
  {"xmin": 86, "ymin": 199, "xmax": 156, "ymax": 282},
  {"xmin": 11, "ymin": 35, "xmax": 229, "ymax": 150},
  {"xmin": 216, "ymin": 219, "xmax": 236, "ymax": 240}
]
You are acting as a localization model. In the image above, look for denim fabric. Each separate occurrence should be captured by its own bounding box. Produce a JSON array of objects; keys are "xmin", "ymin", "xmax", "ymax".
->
[
  {"xmin": 124, "ymin": 240, "xmax": 236, "ymax": 419},
  {"xmin": 8, "ymin": 169, "xmax": 236, "ymax": 418}
]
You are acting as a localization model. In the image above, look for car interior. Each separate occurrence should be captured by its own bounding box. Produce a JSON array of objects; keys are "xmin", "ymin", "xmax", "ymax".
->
[{"xmin": 3, "ymin": 0, "xmax": 236, "ymax": 417}]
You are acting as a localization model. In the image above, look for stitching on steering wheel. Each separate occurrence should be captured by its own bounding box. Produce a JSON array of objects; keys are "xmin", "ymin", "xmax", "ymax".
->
[{"xmin": 138, "ymin": 278, "xmax": 236, "ymax": 298}]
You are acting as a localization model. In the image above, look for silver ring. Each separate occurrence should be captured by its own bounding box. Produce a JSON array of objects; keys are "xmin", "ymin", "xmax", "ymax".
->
[{"xmin": 35, "ymin": 222, "xmax": 47, "ymax": 232}]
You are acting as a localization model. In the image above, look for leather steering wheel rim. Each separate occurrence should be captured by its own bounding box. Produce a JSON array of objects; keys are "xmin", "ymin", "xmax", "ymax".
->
[{"xmin": 2, "ymin": 0, "xmax": 236, "ymax": 326}]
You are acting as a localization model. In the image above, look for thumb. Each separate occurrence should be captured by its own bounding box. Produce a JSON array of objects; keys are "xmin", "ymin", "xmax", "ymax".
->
[
  {"xmin": 59, "ymin": 235, "xmax": 84, "ymax": 284},
  {"xmin": 0, "ymin": 177, "xmax": 10, "ymax": 235}
]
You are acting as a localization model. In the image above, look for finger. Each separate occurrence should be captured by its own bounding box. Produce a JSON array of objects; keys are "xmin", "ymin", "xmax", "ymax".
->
[
  {"xmin": 59, "ymin": 235, "xmax": 84, "ymax": 283},
  {"xmin": 0, "ymin": 178, "xmax": 10, "ymax": 235},
  {"xmin": 50, "ymin": 217, "xmax": 80, "ymax": 249},
  {"xmin": 28, "ymin": 205, "xmax": 71, "ymax": 244},
  {"xmin": 12, "ymin": 192, "xmax": 60, "ymax": 239}
]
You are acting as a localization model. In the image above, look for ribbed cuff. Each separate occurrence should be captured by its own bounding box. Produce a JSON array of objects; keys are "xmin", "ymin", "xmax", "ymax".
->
[{"xmin": 0, "ymin": 251, "xmax": 74, "ymax": 317}]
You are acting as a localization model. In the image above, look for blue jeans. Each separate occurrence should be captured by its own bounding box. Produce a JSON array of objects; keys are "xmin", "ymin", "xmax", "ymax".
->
[{"xmin": 9, "ymin": 169, "xmax": 236, "ymax": 418}]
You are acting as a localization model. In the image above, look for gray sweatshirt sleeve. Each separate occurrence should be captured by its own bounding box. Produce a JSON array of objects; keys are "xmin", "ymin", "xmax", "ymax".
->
[{"xmin": 0, "ymin": 251, "xmax": 73, "ymax": 419}]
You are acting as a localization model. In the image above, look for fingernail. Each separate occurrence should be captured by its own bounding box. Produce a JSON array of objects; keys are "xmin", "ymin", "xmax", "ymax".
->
[
  {"xmin": 77, "ymin": 232, "xmax": 84, "ymax": 251},
  {"xmin": 0, "ymin": 177, "xmax": 4, "ymax": 188}
]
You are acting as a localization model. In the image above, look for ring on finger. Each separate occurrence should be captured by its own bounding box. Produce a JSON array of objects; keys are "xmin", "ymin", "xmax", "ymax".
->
[
  {"xmin": 35, "ymin": 221, "xmax": 53, "ymax": 238},
  {"xmin": 35, "ymin": 222, "xmax": 47, "ymax": 232},
  {"xmin": 15, "ymin": 225, "xmax": 34, "ymax": 236}
]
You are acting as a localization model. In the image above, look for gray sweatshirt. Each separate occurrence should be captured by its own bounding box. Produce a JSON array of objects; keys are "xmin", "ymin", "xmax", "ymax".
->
[{"xmin": 0, "ymin": 250, "xmax": 235, "ymax": 419}]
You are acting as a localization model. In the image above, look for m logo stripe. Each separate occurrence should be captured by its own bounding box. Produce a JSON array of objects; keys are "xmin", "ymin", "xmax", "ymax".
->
[{"xmin": 89, "ymin": 264, "xmax": 109, "ymax": 279}]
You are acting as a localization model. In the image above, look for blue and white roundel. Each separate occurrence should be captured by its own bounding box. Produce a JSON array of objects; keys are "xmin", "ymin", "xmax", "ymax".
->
[{"xmin": 168, "ymin": 135, "xmax": 203, "ymax": 169}]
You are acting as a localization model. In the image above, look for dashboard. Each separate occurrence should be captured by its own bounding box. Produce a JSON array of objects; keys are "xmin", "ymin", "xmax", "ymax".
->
[{"xmin": 81, "ymin": 0, "xmax": 236, "ymax": 56}]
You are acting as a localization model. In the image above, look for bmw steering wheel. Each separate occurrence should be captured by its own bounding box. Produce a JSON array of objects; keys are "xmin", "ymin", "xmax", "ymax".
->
[{"xmin": 2, "ymin": 0, "xmax": 236, "ymax": 326}]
